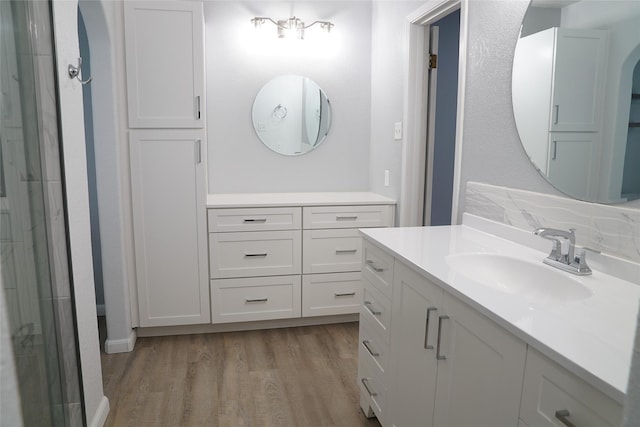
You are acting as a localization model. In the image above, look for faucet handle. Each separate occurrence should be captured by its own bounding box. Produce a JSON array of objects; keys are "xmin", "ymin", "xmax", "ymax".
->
[{"xmin": 574, "ymin": 249, "xmax": 592, "ymax": 275}]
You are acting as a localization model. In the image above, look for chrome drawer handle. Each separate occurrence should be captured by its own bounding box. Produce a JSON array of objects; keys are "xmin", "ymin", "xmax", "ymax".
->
[
  {"xmin": 555, "ymin": 410, "xmax": 577, "ymax": 427},
  {"xmin": 362, "ymin": 340, "xmax": 380, "ymax": 357},
  {"xmin": 361, "ymin": 377, "xmax": 377, "ymax": 397},
  {"xmin": 244, "ymin": 253, "xmax": 267, "ymax": 257},
  {"xmin": 336, "ymin": 215, "xmax": 358, "ymax": 221},
  {"xmin": 436, "ymin": 315, "xmax": 449, "ymax": 360},
  {"xmin": 365, "ymin": 259, "xmax": 384, "ymax": 273},
  {"xmin": 245, "ymin": 298, "xmax": 268, "ymax": 303},
  {"xmin": 364, "ymin": 300, "xmax": 382, "ymax": 316},
  {"xmin": 243, "ymin": 218, "xmax": 267, "ymax": 223},
  {"xmin": 335, "ymin": 292, "xmax": 356, "ymax": 297},
  {"xmin": 424, "ymin": 307, "xmax": 437, "ymax": 350},
  {"xmin": 335, "ymin": 249, "xmax": 357, "ymax": 254}
]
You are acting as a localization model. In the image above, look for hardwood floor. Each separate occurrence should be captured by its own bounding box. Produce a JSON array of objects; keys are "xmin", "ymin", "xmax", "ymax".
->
[{"xmin": 100, "ymin": 321, "xmax": 382, "ymax": 427}]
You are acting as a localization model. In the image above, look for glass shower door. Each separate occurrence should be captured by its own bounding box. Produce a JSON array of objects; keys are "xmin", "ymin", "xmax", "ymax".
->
[{"xmin": 1, "ymin": 1, "xmax": 84, "ymax": 426}]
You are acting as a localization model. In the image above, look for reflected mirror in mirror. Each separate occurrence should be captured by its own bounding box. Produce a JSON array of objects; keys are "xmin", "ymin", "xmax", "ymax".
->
[
  {"xmin": 512, "ymin": 0, "xmax": 640, "ymax": 203},
  {"xmin": 252, "ymin": 75, "xmax": 331, "ymax": 156}
]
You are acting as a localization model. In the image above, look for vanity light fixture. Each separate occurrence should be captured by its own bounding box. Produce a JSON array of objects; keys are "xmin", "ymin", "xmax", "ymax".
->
[{"xmin": 251, "ymin": 16, "xmax": 334, "ymax": 40}]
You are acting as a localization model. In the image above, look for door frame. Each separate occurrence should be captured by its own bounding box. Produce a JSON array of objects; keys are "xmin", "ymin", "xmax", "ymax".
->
[{"xmin": 399, "ymin": 0, "xmax": 468, "ymax": 226}]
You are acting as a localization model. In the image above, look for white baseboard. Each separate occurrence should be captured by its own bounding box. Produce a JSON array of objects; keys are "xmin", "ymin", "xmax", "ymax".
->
[
  {"xmin": 96, "ymin": 304, "xmax": 105, "ymax": 317},
  {"xmin": 88, "ymin": 395, "xmax": 110, "ymax": 427},
  {"xmin": 104, "ymin": 329, "xmax": 137, "ymax": 354}
]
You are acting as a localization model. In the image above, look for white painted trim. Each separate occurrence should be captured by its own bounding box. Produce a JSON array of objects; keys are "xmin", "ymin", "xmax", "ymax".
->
[
  {"xmin": 88, "ymin": 395, "xmax": 110, "ymax": 427},
  {"xmin": 401, "ymin": 0, "xmax": 466, "ymax": 226},
  {"xmin": 104, "ymin": 329, "xmax": 137, "ymax": 354}
]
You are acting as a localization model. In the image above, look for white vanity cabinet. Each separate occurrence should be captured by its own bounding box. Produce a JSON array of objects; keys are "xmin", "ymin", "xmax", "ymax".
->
[
  {"xmin": 124, "ymin": 1, "xmax": 205, "ymax": 128},
  {"xmin": 207, "ymin": 193, "xmax": 395, "ymax": 326},
  {"xmin": 364, "ymin": 259, "xmax": 527, "ymax": 427},
  {"xmin": 129, "ymin": 130, "xmax": 209, "ymax": 327},
  {"xmin": 519, "ymin": 348, "xmax": 622, "ymax": 427},
  {"xmin": 208, "ymin": 207, "xmax": 302, "ymax": 324}
]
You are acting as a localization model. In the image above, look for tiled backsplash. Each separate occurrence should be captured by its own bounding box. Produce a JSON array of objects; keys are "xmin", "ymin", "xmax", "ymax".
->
[{"xmin": 465, "ymin": 182, "xmax": 640, "ymax": 264}]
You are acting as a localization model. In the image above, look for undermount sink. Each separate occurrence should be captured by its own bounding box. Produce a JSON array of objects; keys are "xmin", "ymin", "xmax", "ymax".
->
[{"xmin": 446, "ymin": 253, "xmax": 593, "ymax": 305}]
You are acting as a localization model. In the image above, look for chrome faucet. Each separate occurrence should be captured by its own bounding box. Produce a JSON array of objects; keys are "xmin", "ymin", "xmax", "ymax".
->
[{"xmin": 534, "ymin": 228, "xmax": 592, "ymax": 275}]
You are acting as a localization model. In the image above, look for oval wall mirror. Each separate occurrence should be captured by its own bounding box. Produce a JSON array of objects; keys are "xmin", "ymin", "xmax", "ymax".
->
[
  {"xmin": 252, "ymin": 75, "xmax": 331, "ymax": 156},
  {"xmin": 512, "ymin": 0, "xmax": 640, "ymax": 203}
]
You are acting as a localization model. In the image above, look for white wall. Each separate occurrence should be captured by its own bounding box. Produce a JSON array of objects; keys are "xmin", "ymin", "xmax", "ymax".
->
[
  {"xmin": 205, "ymin": 1, "xmax": 372, "ymax": 193},
  {"xmin": 51, "ymin": 1, "xmax": 109, "ymax": 425},
  {"xmin": 369, "ymin": 0, "xmax": 424, "ymax": 205}
]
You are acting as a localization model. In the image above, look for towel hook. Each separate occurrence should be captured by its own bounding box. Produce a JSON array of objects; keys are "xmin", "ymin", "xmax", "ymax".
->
[{"xmin": 68, "ymin": 57, "xmax": 92, "ymax": 85}]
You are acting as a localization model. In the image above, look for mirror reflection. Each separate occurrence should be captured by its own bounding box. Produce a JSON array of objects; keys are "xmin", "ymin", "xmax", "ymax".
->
[
  {"xmin": 513, "ymin": 1, "xmax": 640, "ymax": 203},
  {"xmin": 252, "ymin": 75, "xmax": 331, "ymax": 156}
]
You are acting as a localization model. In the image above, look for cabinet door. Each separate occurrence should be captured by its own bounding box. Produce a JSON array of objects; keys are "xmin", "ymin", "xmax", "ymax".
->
[
  {"xmin": 389, "ymin": 262, "xmax": 443, "ymax": 427},
  {"xmin": 550, "ymin": 28, "xmax": 606, "ymax": 132},
  {"xmin": 130, "ymin": 129, "xmax": 209, "ymax": 327},
  {"xmin": 124, "ymin": 1, "xmax": 204, "ymax": 128},
  {"xmin": 433, "ymin": 294, "xmax": 526, "ymax": 427},
  {"xmin": 547, "ymin": 132, "xmax": 597, "ymax": 200}
]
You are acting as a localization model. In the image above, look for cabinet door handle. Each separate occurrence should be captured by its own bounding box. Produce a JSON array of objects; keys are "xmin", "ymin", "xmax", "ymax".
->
[
  {"xmin": 335, "ymin": 292, "xmax": 356, "ymax": 297},
  {"xmin": 195, "ymin": 139, "xmax": 202, "ymax": 164},
  {"xmin": 336, "ymin": 215, "xmax": 358, "ymax": 221},
  {"xmin": 365, "ymin": 260, "xmax": 384, "ymax": 272},
  {"xmin": 436, "ymin": 315, "xmax": 449, "ymax": 360},
  {"xmin": 243, "ymin": 218, "xmax": 267, "ymax": 223},
  {"xmin": 424, "ymin": 307, "xmax": 437, "ymax": 350},
  {"xmin": 552, "ymin": 140, "xmax": 558, "ymax": 160},
  {"xmin": 364, "ymin": 300, "xmax": 382, "ymax": 316},
  {"xmin": 553, "ymin": 104, "xmax": 559, "ymax": 124},
  {"xmin": 195, "ymin": 95, "xmax": 201, "ymax": 119},
  {"xmin": 362, "ymin": 340, "xmax": 380, "ymax": 357},
  {"xmin": 245, "ymin": 298, "xmax": 268, "ymax": 303},
  {"xmin": 244, "ymin": 253, "xmax": 267, "ymax": 258},
  {"xmin": 360, "ymin": 377, "xmax": 378, "ymax": 397},
  {"xmin": 336, "ymin": 249, "xmax": 357, "ymax": 254},
  {"xmin": 555, "ymin": 410, "xmax": 577, "ymax": 427}
]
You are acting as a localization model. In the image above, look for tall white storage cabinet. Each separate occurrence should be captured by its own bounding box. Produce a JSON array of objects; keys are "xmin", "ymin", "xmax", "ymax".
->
[
  {"xmin": 129, "ymin": 130, "xmax": 209, "ymax": 327},
  {"xmin": 124, "ymin": 1, "xmax": 205, "ymax": 128}
]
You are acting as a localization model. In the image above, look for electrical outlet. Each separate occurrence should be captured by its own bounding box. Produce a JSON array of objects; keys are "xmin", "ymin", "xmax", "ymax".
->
[
  {"xmin": 394, "ymin": 122, "xmax": 402, "ymax": 140},
  {"xmin": 384, "ymin": 170, "xmax": 390, "ymax": 186}
]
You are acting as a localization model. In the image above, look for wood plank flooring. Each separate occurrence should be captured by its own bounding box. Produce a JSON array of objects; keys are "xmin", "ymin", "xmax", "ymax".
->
[{"xmin": 100, "ymin": 321, "xmax": 381, "ymax": 427}]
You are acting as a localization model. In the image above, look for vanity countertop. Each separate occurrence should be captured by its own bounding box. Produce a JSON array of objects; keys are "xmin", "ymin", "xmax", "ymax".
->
[
  {"xmin": 207, "ymin": 192, "xmax": 396, "ymax": 208},
  {"xmin": 360, "ymin": 224, "xmax": 640, "ymax": 404}
]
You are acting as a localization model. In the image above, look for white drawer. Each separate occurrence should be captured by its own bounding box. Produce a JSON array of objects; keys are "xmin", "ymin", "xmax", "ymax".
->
[
  {"xmin": 209, "ymin": 230, "xmax": 301, "ymax": 279},
  {"xmin": 302, "ymin": 205, "xmax": 393, "ymax": 229},
  {"xmin": 208, "ymin": 207, "xmax": 301, "ymax": 232},
  {"xmin": 301, "ymin": 272, "xmax": 362, "ymax": 317},
  {"xmin": 302, "ymin": 229, "xmax": 362, "ymax": 274},
  {"xmin": 358, "ymin": 319, "xmax": 390, "ymax": 378},
  {"xmin": 362, "ymin": 240, "xmax": 394, "ymax": 300},
  {"xmin": 519, "ymin": 348, "xmax": 622, "ymax": 427},
  {"xmin": 361, "ymin": 277, "xmax": 391, "ymax": 344},
  {"xmin": 210, "ymin": 275, "xmax": 301, "ymax": 323},
  {"xmin": 358, "ymin": 346, "xmax": 387, "ymax": 424}
]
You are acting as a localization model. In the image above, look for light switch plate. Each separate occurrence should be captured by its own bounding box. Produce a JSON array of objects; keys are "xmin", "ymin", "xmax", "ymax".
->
[{"xmin": 394, "ymin": 122, "xmax": 402, "ymax": 140}]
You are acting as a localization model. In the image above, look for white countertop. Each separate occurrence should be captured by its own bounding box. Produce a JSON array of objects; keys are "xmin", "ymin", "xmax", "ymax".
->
[
  {"xmin": 207, "ymin": 192, "xmax": 396, "ymax": 208},
  {"xmin": 360, "ymin": 224, "xmax": 640, "ymax": 404}
]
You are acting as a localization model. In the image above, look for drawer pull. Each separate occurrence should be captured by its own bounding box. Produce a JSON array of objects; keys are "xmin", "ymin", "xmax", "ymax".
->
[
  {"xmin": 555, "ymin": 410, "xmax": 577, "ymax": 427},
  {"xmin": 436, "ymin": 315, "xmax": 449, "ymax": 360},
  {"xmin": 335, "ymin": 249, "xmax": 357, "ymax": 254},
  {"xmin": 335, "ymin": 291, "xmax": 356, "ymax": 297},
  {"xmin": 243, "ymin": 218, "xmax": 267, "ymax": 223},
  {"xmin": 364, "ymin": 300, "xmax": 382, "ymax": 316},
  {"xmin": 336, "ymin": 215, "xmax": 358, "ymax": 221},
  {"xmin": 362, "ymin": 340, "xmax": 380, "ymax": 357},
  {"xmin": 244, "ymin": 253, "xmax": 267, "ymax": 258},
  {"xmin": 424, "ymin": 307, "xmax": 437, "ymax": 350},
  {"xmin": 365, "ymin": 259, "xmax": 384, "ymax": 273},
  {"xmin": 245, "ymin": 298, "xmax": 268, "ymax": 303},
  {"xmin": 360, "ymin": 377, "xmax": 377, "ymax": 397}
]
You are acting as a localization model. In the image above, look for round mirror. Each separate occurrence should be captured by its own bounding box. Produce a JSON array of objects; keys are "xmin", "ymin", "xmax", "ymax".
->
[
  {"xmin": 512, "ymin": 1, "xmax": 640, "ymax": 203},
  {"xmin": 252, "ymin": 75, "xmax": 332, "ymax": 156}
]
